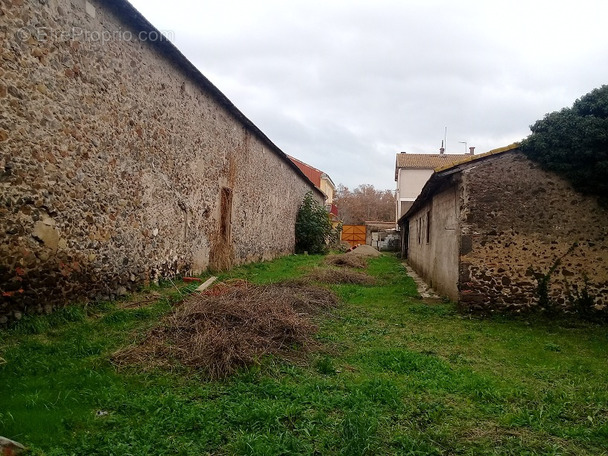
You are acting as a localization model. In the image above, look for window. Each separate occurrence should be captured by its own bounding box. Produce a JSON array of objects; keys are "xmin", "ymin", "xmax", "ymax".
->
[{"xmin": 426, "ymin": 211, "xmax": 431, "ymax": 244}]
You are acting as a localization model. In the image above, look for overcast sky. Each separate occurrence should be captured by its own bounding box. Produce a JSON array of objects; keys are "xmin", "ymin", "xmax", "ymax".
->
[{"xmin": 129, "ymin": 0, "xmax": 608, "ymax": 191}]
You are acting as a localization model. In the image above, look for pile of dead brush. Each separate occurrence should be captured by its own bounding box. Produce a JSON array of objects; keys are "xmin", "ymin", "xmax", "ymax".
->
[
  {"xmin": 112, "ymin": 281, "xmax": 337, "ymax": 378},
  {"xmin": 345, "ymin": 244, "xmax": 382, "ymax": 257},
  {"xmin": 325, "ymin": 254, "xmax": 368, "ymax": 269},
  {"xmin": 305, "ymin": 267, "xmax": 375, "ymax": 285}
]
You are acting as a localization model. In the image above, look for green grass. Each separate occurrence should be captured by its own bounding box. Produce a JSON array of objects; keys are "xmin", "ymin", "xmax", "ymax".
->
[{"xmin": 1, "ymin": 254, "xmax": 607, "ymax": 455}]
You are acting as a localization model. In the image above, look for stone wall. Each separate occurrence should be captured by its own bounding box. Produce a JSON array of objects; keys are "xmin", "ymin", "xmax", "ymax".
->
[
  {"xmin": 459, "ymin": 151, "xmax": 608, "ymax": 313},
  {"xmin": 0, "ymin": 0, "xmax": 322, "ymax": 322}
]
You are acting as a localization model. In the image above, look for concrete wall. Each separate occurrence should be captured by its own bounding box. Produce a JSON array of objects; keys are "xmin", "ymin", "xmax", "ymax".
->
[
  {"xmin": 398, "ymin": 168, "xmax": 435, "ymax": 199},
  {"xmin": 0, "ymin": 0, "xmax": 321, "ymax": 322},
  {"xmin": 370, "ymin": 231, "xmax": 399, "ymax": 252},
  {"xmin": 459, "ymin": 152, "xmax": 608, "ymax": 312},
  {"xmin": 407, "ymin": 179, "xmax": 460, "ymax": 300},
  {"xmin": 396, "ymin": 168, "xmax": 433, "ymax": 220}
]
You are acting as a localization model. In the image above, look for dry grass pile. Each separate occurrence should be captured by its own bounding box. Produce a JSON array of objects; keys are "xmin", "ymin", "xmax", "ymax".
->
[
  {"xmin": 306, "ymin": 267, "xmax": 375, "ymax": 285},
  {"xmin": 200, "ymin": 278, "xmax": 249, "ymax": 296},
  {"xmin": 345, "ymin": 244, "xmax": 382, "ymax": 257},
  {"xmin": 112, "ymin": 281, "xmax": 337, "ymax": 378},
  {"xmin": 325, "ymin": 254, "xmax": 368, "ymax": 269}
]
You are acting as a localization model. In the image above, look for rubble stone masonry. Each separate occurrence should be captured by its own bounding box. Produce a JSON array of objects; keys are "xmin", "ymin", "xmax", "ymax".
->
[
  {"xmin": 0, "ymin": 0, "xmax": 320, "ymax": 322},
  {"xmin": 459, "ymin": 152, "xmax": 608, "ymax": 313}
]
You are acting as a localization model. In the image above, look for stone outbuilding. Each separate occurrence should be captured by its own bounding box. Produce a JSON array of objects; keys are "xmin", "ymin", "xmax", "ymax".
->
[
  {"xmin": 0, "ymin": 0, "xmax": 324, "ymax": 321},
  {"xmin": 398, "ymin": 145, "xmax": 608, "ymax": 313}
]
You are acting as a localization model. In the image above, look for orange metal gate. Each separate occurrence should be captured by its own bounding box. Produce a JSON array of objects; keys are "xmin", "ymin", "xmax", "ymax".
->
[{"xmin": 341, "ymin": 225, "xmax": 366, "ymax": 248}]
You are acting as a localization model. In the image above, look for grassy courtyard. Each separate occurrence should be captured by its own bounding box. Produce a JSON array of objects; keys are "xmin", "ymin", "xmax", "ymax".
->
[{"xmin": 1, "ymin": 254, "xmax": 607, "ymax": 455}]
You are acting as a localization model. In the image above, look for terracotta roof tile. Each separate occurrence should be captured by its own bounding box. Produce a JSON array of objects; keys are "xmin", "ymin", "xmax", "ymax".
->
[
  {"xmin": 289, "ymin": 156, "xmax": 322, "ymax": 187},
  {"xmin": 395, "ymin": 153, "xmax": 472, "ymax": 170}
]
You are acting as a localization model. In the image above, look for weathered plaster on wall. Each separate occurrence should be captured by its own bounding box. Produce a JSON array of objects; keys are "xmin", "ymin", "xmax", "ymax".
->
[{"xmin": 407, "ymin": 180, "xmax": 460, "ymax": 300}]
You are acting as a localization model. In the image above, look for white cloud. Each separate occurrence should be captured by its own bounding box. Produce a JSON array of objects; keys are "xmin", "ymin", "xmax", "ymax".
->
[{"xmin": 130, "ymin": 0, "xmax": 608, "ymax": 190}]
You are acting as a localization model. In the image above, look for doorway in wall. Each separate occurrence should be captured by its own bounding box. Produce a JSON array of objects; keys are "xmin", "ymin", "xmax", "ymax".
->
[
  {"xmin": 209, "ymin": 187, "xmax": 234, "ymax": 271},
  {"xmin": 220, "ymin": 187, "xmax": 232, "ymax": 243}
]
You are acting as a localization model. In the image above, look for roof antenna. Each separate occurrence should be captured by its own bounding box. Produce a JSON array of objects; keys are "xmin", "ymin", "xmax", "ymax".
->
[{"xmin": 444, "ymin": 127, "xmax": 447, "ymax": 152}]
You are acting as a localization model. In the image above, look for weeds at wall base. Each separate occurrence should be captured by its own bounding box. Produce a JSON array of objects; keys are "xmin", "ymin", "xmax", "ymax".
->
[
  {"xmin": 1, "ymin": 275, "xmax": 204, "ymax": 335},
  {"xmin": 457, "ymin": 300, "xmax": 606, "ymax": 327},
  {"xmin": 524, "ymin": 242, "xmax": 606, "ymax": 323}
]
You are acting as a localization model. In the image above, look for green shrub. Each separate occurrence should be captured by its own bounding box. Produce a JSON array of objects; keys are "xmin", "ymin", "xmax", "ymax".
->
[
  {"xmin": 520, "ymin": 85, "xmax": 608, "ymax": 205},
  {"xmin": 295, "ymin": 191, "xmax": 333, "ymax": 254}
]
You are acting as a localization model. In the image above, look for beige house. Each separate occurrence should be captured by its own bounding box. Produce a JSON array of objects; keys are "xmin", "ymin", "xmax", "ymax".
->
[
  {"xmin": 395, "ymin": 148, "xmax": 473, "ymax": 222},
  {"xmin": 319, "ymin": 176, "xmax": 336, "ymax": 206},
  {"xmin": 398, "ymin": 145, "xmax": 608, "ymax": 313}
]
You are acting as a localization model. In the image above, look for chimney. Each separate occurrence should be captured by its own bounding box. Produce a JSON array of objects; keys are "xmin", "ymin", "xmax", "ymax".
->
[
  {"xmin": 469, "ymin": 146, "xmax": 475, "ymax": 155},
  {"xmin": 439, "ymin": 147, "xmax": 445, "ymax": 155}
]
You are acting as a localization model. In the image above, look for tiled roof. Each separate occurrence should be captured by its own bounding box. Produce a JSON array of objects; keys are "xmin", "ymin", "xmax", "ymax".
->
[
  {"xmin": 395, "ymin": 153, "xmax": 472, "ymax": 170},
  {"xmin": 287, "ymin": 155, "xmax": 323, "ymax": 188},
  {"xmin": 433, "ymin": 143, "xmax": 520, "ymax": 172}
]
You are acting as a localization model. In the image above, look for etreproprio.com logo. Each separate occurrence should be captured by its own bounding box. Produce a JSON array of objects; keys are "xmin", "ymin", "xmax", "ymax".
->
[{"xmin": 16, "ymin": 26, "xmax": 174, "ymax": 45}]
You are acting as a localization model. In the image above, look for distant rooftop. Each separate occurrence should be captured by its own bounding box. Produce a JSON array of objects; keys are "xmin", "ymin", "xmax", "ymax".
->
[
  {"xmin": 287, "ymin": 155, "xmax": 335, "ymax": 189},
  {"xmin": 395, "ymin": 152, "xmax": 472, "ymax": 180},
  {"xmin": 433, "ymin": 143, "xmax": 520, "ymax": 172}
]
